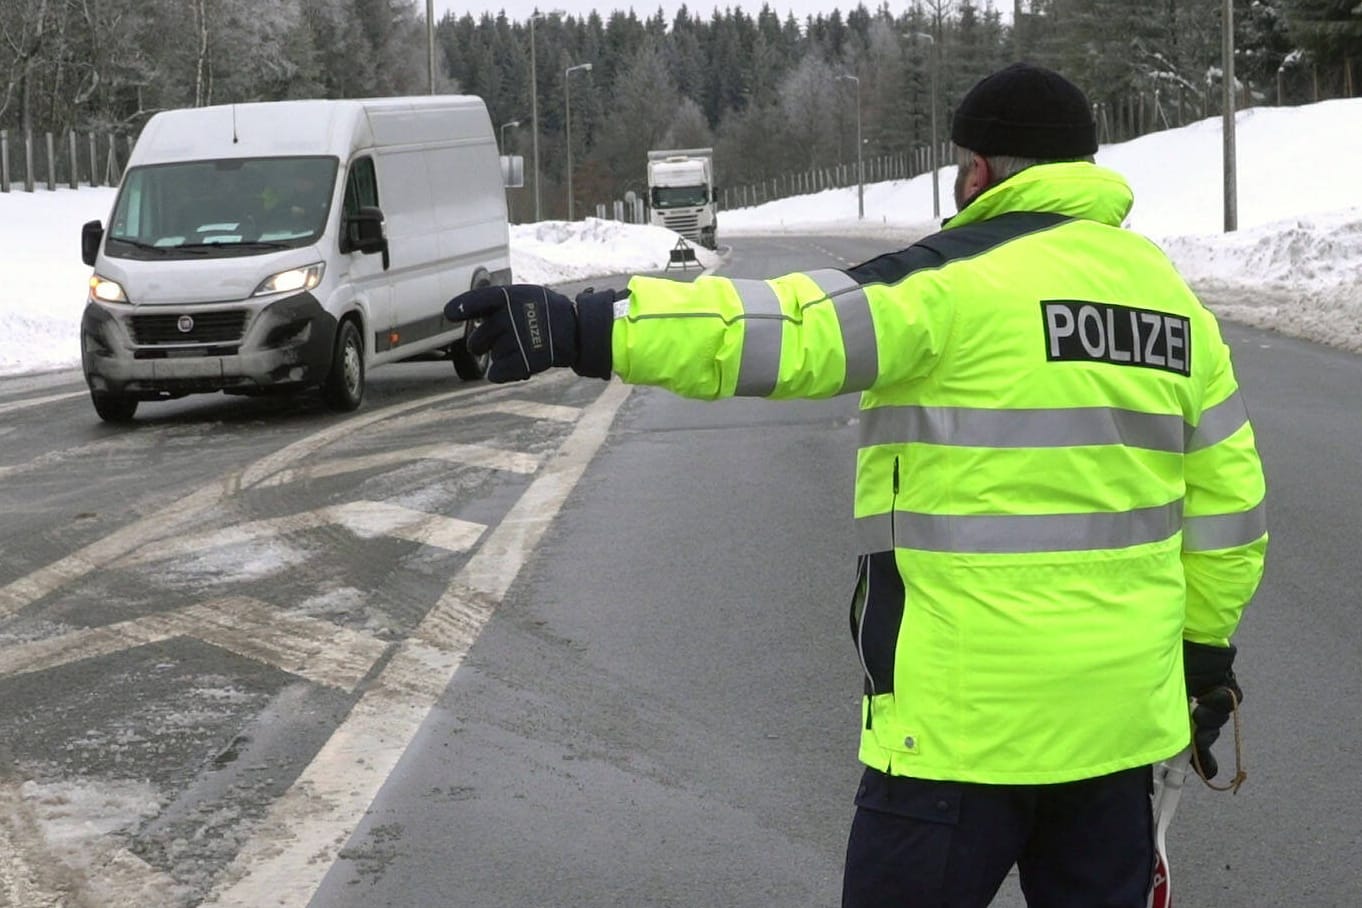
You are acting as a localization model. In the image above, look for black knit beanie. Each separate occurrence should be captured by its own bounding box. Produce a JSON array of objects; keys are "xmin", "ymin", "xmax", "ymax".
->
[{"xmin": 951, "ymin": 63, "xmax": 1097, "ymax": 158}]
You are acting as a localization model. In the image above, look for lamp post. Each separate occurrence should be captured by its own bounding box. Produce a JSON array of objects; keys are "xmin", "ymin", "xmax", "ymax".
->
[
  {"xmin": 907, "ymin": 31, "xmax": 940, "ymax": 219},
  {"xmin": 500, "ymin": 119, "xmax": 521, "ymax": 153},
  {"xmin": 529, "ymin": 11, "xmax": 562, "ymax": 222},
  {"xmin": 564, "ymin": 62, "xmax": 592, "ymax": 221},
  {"xmin": 837, "ymin": 73, "xmax": 863, "ymax": 220},
  {"xmin": 426, "ymin": 0, "xmax": 436, "ymax": 94}
]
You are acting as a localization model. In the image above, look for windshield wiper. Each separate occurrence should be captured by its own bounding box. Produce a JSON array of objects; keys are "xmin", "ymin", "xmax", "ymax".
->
[
  {"xmin": 108, "ymin": 237, "xmax": 180, "ymax": 256},
  {"xmin": 176, "ymin": 240, "xmax": 294, "ymax": 251}
]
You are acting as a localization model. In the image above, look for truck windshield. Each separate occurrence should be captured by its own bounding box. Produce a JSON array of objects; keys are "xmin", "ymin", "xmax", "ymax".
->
[
  {"xmin": 651, "ymin": 185, "xmax": 709, "ymax": 209},
  {"xmin": 105, "ymin": 156, "xmax": 339, "ymax": 260}
]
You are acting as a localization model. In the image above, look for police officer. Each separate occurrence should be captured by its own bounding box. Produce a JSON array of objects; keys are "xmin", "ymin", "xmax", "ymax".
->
[{"xmin": 445, "ymin": 62, "xmax": 1266, "ymax": 908}]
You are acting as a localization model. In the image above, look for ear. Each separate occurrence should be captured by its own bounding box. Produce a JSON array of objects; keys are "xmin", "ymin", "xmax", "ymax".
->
[{"xmin": 965, "ymin": 152, "xmax": 991, "ymax": 198}]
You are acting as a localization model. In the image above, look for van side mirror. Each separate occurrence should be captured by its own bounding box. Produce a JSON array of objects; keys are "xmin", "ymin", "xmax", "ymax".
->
[
  {"xmin": 343, "ymin": 205, "xmax": 388, "ymax": 268},
  {"xmin": 81, "ymin": 220, "xmax": 104, "ymax": 267}
]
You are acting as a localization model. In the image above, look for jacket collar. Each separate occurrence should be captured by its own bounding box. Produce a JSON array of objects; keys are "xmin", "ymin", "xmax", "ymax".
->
[{"xmin": 944, "ymin": 161, "xmax": 1134, "ymax": 231}]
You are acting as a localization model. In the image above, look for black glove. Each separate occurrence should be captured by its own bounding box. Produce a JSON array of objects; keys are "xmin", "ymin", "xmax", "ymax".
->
[
  {"xmin": 443, "ymin": 284, "xmax": 619, "ymax": 382},
  {"xmin": 1184, "ymin": 641, "xmax": 1243, "ymax": 779}
]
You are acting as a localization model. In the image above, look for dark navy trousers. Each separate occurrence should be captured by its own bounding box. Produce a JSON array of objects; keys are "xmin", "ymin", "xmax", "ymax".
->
[{"xmin": 842, "ymin": 765, "xmax": 1155, "ymax": 908}]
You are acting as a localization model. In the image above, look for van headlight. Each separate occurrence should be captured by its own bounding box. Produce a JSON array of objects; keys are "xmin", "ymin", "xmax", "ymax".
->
[
  {"xmin": 89, "ymin": 275, "xmax": 128, "ymax": 304},
  {"xmin": 254, "ymin": 263, "xmax": 325, "ymax": 297}
]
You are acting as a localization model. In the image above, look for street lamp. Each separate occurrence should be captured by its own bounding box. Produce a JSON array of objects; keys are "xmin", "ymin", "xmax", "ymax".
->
[
  {"xmin": 907, "ymin": 31, "xmax": 940, "ymax": 219},
  {"xmin": 529, "ymin": 10, "xmax": 564, "ymax": 222},
  {"xmin": 837, "ymin": 73, "xmax": 863, "ymax": 220},
  {"xmin": 564, "ymin": 62, "xmax": 592, "ymax": 221},
  {"xmin": 500, "ymin": 119, "xmax": 521, "ymax": 154},
  {"xmin": 426, "ymin": 0, "xmax": 436, "ymax": 94}
]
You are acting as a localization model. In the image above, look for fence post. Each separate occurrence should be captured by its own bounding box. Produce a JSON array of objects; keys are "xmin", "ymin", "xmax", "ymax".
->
[
  {"xmin": 0, "ymin": 130, "xmax": 8, "ymax": 192},
  {"xmin": 46, "ymin": 132, "xmax": 56, "ymax": 190},
  {"xmin": 24, "ymin": 131, "xmax": 35, "ymax": 191},
  {"xmin": 105, "ymin": 133, "xmax": 118, "ymax": 185},
  {"xmin": 68, "ymin": 130, "xmax": 79, "ymax": 189}
]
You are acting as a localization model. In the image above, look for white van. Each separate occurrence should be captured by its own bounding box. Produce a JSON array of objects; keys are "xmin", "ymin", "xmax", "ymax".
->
[{"xmin": 79, "ymin": 96, "xmax": 512, "ymax": 422}]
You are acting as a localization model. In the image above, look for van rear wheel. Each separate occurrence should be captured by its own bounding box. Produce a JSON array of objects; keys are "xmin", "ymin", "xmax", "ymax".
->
[
  {"xmin": 323, "ymin": 319, "xmax": 365, "ymax": 412},
  {"xmin": 450, "ymin": 336, "xmax": 488, "ymax": 381},
  {"xmin": 91, "ymin": 391, "xmax": 138, "ymax": 423}
]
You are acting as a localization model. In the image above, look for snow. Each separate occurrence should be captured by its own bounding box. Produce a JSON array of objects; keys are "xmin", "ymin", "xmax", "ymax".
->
[{"xmin": 4, "ymin": 98, "xmax": 1360, "ymax": 378}]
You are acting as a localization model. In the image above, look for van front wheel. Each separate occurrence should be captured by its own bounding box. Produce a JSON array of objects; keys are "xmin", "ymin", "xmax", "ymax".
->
[
  {"xmin": 323, "ymin": 319, "xmax": 365, "ymax": 412},
  {"xmin": 91, "ymin": 392, "xmax": 138, "ymax": 423},
  {"xmin": 450, "ymin": 336, "xmax": 488, "ymax": 381}
]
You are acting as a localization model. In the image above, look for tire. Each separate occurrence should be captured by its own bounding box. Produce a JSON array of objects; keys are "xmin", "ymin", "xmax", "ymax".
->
[
  {"xmin": 450, "ymin": 333, "xmax": 488, "ymax": 381},
  {"xmin": 91, "ymin": 391, "xmax": 138, "ymax": 423},
  {"xmin": 322, "ymin": 318, "xmax": 365, "ymax": 412}
]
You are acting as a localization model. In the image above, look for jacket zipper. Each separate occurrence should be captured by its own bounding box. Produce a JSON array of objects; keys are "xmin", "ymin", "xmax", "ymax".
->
[{"xmin": 856, "ymin": 559, "xmax": 875, "ymax": 729}]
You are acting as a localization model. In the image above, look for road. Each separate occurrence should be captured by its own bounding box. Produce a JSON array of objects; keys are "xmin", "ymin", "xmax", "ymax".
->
[{"xmin": 1, "ymin": 233, "xmax": 1358, "ymax": 907}]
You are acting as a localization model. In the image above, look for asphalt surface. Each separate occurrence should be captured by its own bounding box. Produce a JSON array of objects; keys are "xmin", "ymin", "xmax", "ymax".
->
[{"xmin": 1, "ymin": 232, "xmax": 1359, "ymax": 907}]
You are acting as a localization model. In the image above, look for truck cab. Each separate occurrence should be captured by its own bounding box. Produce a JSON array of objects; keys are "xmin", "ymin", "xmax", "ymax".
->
[{"xmin": 647, "ymin": 148, "xmax": 716, "ymax": 249}]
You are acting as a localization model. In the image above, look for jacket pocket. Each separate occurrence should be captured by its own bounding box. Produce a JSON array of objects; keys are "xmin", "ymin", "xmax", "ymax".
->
[{"xmin": 848, "ymin": 549, "xmax": 906, "ymax": 702}]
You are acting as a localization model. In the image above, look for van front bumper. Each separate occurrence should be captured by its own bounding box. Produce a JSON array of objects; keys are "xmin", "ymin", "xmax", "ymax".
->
[{"xmin": 82, "ymin": 292, "xmax": 339, "ymax": 399}]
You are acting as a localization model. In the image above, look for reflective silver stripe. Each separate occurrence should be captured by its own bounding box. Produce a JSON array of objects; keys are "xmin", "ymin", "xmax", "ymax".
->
[
  {"xmin": 1186, "ymin": 391, "xmax": 1249, "ymax": 452},
  {"xmin": 1182, "ymin": 502, "xmax": 1267, "ymax": 551},
  {"xmin": 860, "ymin": 405, "xmax": 1185, "ymax": 452},
  {"xmin": 730, "ymin": 278, "xmax": 785, "ymax": 397},
  {"xmin": 855, "ymin": 501, "xmax": 1183, "ymax": 554},
  {"xmin": 805, "ymin": 269, "xmax": 878, "ymax": 393}
]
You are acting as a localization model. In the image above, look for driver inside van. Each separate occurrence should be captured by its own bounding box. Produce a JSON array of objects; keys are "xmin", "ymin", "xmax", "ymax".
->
[{"xmin": 260, "ymin": 172, "xmax": 327, "ymax": 235}]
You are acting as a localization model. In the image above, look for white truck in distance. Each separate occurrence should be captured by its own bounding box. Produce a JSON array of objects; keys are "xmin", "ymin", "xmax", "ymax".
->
[{"xmin": 646, "ymin": 148, "xmax": 716, "ymax": 249}]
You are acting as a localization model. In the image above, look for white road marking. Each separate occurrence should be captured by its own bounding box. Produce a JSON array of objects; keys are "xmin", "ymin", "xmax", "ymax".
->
[
  {"xmin": 363, "ymin": 397, "xmax": 583, "ymax": 437},
  {"xmin": 0, "ymin": 375, "xmax": 573, "ymax": 619},
  {"xmin": 115, "ymin": 501, "xmax": 485, "ymax": 567},
  {"xmin": 0, "ymin": 390, "xmax": 86, "ymax": 417},
  {"xmin": 255, "ymin": 441, "xmax": 540, "ymax": 488},
  {"xmin": 178, "ymin": 598, "xmax": 390, "ymax": 690},
  {"xmin": 0, "ymin": 597, "xmax": 389, "ymax": 692},
  {"xmin": 203, "ymin": 381, "xmax": 633, "ymax": 908}
]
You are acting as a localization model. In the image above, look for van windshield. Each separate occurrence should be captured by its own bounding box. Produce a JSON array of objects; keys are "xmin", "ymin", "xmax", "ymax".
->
[
  {"xmin": 651, "ymin": 185, "xmax": 709, "ymax": 209},
  {"xmin": 105, "ymin": 156, "xmax": 339, "ymax": 260}
]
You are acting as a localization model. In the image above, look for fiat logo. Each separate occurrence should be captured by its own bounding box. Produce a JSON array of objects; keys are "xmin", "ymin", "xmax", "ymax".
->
[{"xmin": 177, "ymin": 315, "xmax": 194, "ymax": 333}]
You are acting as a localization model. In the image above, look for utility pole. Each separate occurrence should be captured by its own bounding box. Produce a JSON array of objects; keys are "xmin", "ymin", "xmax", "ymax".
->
[
  {"xmin": 1222, "ymin": 0, "xmax": 1238, "ymax": 232},
  {"xmin": 1013, "ymin": 1, "xmax": 1020, "ymax": 59},
  {"xmin": 837, "ymin": 74, "xmax": 863, "ymax": 219},
  {"xmin": 529, "ymin": 12, "xmax": 553, "ymax": 222}
]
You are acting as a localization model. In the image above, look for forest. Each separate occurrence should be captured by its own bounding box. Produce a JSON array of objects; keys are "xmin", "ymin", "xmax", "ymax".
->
[{"xmin": 2, "ymin": 0, "xmax": 1359, "ymax": 218}]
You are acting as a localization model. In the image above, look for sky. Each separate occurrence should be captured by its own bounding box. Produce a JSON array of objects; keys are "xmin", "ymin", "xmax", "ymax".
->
[{"xmin": 3, "ymin": 97, "xmax": 1361, "ymax": 378}]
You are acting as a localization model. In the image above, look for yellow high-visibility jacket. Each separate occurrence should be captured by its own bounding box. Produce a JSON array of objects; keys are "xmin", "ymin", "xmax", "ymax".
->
[{"xmin": 609, "ymin": 162, "xmax": 1267, "ymax": 784}]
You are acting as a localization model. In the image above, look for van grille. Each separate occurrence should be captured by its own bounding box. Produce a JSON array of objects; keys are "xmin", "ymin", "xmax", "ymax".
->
[{"xmin": 131, "ymin": 311, "xmax": 248, "ymax": 345}]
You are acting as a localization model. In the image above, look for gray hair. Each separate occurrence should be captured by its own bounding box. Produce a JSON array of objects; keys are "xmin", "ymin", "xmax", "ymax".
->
[{"xmin": 955, "ymin": 145, "xmax": 1096, "ymax": 182}]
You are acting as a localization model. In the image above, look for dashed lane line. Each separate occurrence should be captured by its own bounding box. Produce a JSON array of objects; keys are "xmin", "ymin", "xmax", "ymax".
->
[{"xmin": 203, "ymin": 380, "xmax": 633, "ymax": 908}]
